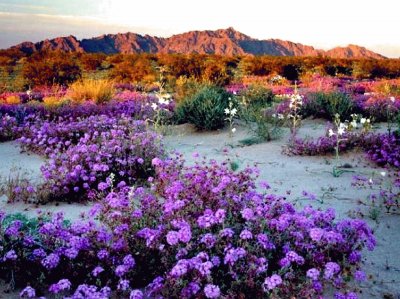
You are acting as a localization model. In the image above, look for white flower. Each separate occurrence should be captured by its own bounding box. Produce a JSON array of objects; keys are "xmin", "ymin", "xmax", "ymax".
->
[
  {"xmin": 272, "ymin": 113, "xmax": 277, "ymax": 118},
  {"xmin": 337, "ymin": 127, "xmax": 346, "ymax": 136},
  {"xmin": 278, "ymin": 114, "xmax": 284, "ymax": 120},
  {"xmin": 231, "ymin": 128, "xmax": 236, "ymax": 133},
  {"xmin": 369, "ymin": 178, "xmax": 373, "ymax": 184},
  {"xmin": 350, "ymin": 120, "xmax": 357, "ymax": 128},
  {"xmin": 390, "ymin": 96, "xmax": 395, "ymax": 103},
  {"xmin": 360, "ymin": 118, "xmax": 366, "ymax": 124},
  {"xmin": 231, "ymin": 108, "xmax": 237, "ymax": 116},
  {"xmin": 224, "ymin": 108, "xmax": 230, "ymax": 115},
  {"xmin": 158, "ymin": 97, "xmax": 170, "ymax": 105},
  {"xmin": 151, "ymin": 103, "xmax": 158, "ymax": 110},
  {"xmin": 380, "ymin": 171, "xmax": 386, "ymax": 177},
  {"xmin": 328, "ymin": 129, "xmax": 335, "ymax": 137}
]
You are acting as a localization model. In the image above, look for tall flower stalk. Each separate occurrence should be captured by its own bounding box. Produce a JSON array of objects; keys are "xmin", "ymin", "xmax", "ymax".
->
[
  {"xmin": 148, "ymin": 67, "xmax": 172, "ymax": 134},
  {"xmin": 329, "ymin": 113, "xmax": 348, "ymax": 177},
  {"xmin": 288, "ymin": 83, "xmax": 303, "ymax": 140},
  {"xmin": 224, "ymin": 98, "xmax": 237, "ymax": 138}
]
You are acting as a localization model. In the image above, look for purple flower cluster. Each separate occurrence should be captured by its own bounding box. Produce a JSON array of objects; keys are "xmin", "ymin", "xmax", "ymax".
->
[
  {"xmin": 0, "ymin": 155, "xmax": 376, "ymax": 298},
  {"xmin": 365, "ymin": 133, "xmax": 400, "ymax": 168}
]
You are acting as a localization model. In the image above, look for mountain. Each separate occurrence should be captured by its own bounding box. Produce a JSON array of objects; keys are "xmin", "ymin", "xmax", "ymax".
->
[
  {"xmin": 13, "ymin": 35, "xmax": 84, "ymax": 55},
  {"xmin": 325, "ymin": 44, "xmax": 384, "ymax": 59},
  {"xmin": 9, "ymin": 27, "xmax": 386, "ymax": 59}
]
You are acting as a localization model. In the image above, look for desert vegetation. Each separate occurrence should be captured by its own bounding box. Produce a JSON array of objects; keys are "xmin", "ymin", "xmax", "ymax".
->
[{"xmin": 0, "ymin": 50, "xmax": 400, "ymax": 298}]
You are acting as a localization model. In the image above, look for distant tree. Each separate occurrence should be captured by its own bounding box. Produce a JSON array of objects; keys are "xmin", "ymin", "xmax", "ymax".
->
[
  {"xmin": 109, "ymin": 54, "xmax": 156, "ymax": 83},
  {"xmin": 79, "ymin": 53, "xmax": 107, "ymax": 71},
  {"xmin": 22, "ymin": 51, "xmax": 81, "ymax": 86}
]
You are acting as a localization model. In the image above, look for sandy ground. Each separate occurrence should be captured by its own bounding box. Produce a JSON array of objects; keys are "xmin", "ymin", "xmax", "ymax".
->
[{"xmin": 0, "ymin": 120, "xmax": 399, "ymax": 298}]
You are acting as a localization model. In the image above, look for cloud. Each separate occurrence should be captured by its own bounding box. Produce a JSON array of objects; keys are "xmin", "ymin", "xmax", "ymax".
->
[
  {"xmin": 0, "ymin": 3, "xmax": 51, "ymax": 12},
  {"xmin": 0, "ymin": 12, "xmax": 170, "ymax": 49}
]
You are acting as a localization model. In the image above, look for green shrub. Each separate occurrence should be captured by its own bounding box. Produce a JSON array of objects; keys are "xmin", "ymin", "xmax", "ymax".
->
[
  {"xmin": 238, "ymin": 84, "xmax": 274, "ymax": 109},
  {"xmin": 237, "ymin": 86, "xmax": 282, "ymax": 143},
  {"xmin": 304, "ymin": 92, "xmax": 354, "ymax": 120},
  {"xmin": 175, "ymin": 85, "xmax": 231, "ymax": 130},
  {"xmin": 173, "ymin": 76, "xmax": 205, "ymax": 105},
  {"xmin": 239, "ymin": 107, "xmax": 284, "ymax": 144}
]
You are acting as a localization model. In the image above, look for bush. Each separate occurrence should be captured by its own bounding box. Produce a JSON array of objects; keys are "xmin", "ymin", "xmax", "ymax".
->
[
  {"xmin": 68, "ymin": 79, "xmax": 115, "ymax": 104},
  {"xmin": 43, "ymin": 96, "xmax": 67, "ymax": 109},
  {"xmin": 303, "ymin": 92, "xmax": 354, "ymax": 120},
  {"xmin": 174, "ymin": 76, "xmax": 205, "ymax": 104},
  {"xmin": 238, "ymin": 84, "xmax": 274, "ymax": 108},
  {"xmin": 238, "ymin": 86, "xmax": 282, "ymax": 143},
  {"xmin": 5, "ymin": 95, "xmax": 21, "ymax": 105},
  {"xmin": 176, "ymin": 85, "xmax": 231, "ymax": 130},
  {"xmin": 22, "ymin": 51, "xmax": 81, "ymax": 87}
]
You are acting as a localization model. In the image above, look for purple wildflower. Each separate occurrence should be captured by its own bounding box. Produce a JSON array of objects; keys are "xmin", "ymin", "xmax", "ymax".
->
[{"xmin": 204, "ymin": 284, "xmax": 220, "ymax": 298}]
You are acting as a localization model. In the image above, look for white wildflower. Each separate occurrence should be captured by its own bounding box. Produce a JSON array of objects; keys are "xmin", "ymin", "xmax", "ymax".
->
[
  {"xmin": 151, "ymin": 103, "xmax": 158, "ymax": 110},
  {"xmin": 338, "ymin": 127, "xmax": 345, "ymax": 136}
]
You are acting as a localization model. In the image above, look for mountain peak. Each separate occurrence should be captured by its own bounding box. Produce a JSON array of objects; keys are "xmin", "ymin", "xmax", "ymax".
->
[{"xmin": 9, "ymin": 28, "xmax": 386, "ymax": 59}]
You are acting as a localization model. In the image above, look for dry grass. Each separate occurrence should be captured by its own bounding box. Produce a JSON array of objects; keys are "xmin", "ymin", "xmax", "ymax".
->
[
  {"xmin": 68, "ymin": 79, "xmax": 115, "ymax": 104},
  {"xmin": 43, "ymin": 96, "xmax": 67, "ymax": 108},
  {"xmin": 5, "ymin": 95, "xmax": 21, "ymax": 105}
]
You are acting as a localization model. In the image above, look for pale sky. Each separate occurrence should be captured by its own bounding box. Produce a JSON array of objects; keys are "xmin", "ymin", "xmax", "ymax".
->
[{"xmin": 0, "ymin": 0, "xmax": 399, "ymax": 57}]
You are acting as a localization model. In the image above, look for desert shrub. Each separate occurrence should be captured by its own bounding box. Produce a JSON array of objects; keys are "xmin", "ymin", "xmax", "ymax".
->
[
  {"xmin": 240, "ymin": 107, "xmax": 284, "ymax": 144},
  {"xmin": 42, "ymin": 96, "xmax": 67, "ymax": 109},
  {"xmin": 67, "ymin": 79, "xmax": 115, "ymax": 104},
  {"xmin": 238, "ymin": 86, "xmax": 283, "ymax": 143},
  {"xmin": 176, "ymin": 85, "xmax": 231, "ymax": 130},
  {"xmin": 174, "ymin": 76, "xmax": 205, "ymax": 104},
  {"xmin": 5, "ymin": 95, "xmax": 21, "ymax": 105},
  {"xmin": 22, "ymin": 51, "xmax": 81, "ymax": 87},
  {"xmin": 238, "ymin": 84, "xmax": 274, "ymax": 108},
  {"xmin": 109, "ymin": 54, "xmax": 157, "ymax": 83},
  {"xmin": 303, "ymin": 92, "xmax": 354, "ymax": 120}
]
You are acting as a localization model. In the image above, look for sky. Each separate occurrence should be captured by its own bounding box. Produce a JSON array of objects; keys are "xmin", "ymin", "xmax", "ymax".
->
[{"xmin": 0, "ymin": 0, "xmax": 399, "ymax": 57}]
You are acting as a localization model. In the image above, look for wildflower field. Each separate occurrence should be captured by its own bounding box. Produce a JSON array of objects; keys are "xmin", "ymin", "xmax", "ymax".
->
[{"xmin": 0, "ymin": 71, "xmax": 400, "ymax": 299}]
